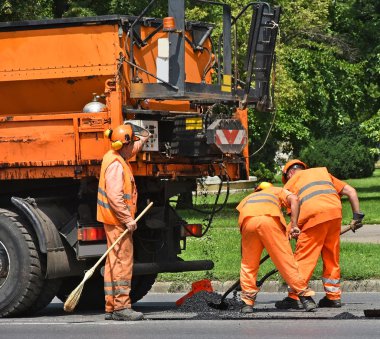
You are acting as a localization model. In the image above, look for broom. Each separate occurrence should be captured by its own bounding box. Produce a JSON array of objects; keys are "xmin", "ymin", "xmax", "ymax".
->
[{"xmin": 63, "ymin": 202, "xmax": 154, "ymax": 312}]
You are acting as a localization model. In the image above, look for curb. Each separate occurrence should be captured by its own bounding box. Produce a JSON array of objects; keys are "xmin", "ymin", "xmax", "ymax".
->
[{"xmin": 151, "ymin": 279, "xmax": 380, "ymax": 293}]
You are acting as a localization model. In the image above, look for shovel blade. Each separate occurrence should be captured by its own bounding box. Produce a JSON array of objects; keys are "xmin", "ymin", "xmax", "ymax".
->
[
  {"xmin": 207, "ymin": 301, "xmax": 229, "ymax": 310},
  {"xmin": 364, "ymin": 309, "xmax": 380, "ymax": 318}
]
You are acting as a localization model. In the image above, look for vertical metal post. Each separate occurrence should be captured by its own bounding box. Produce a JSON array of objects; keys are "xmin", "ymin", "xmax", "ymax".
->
[
  {"xmin": 222, "ymin": 5, "xmax": 232, "ymax": 77},
  {"xmin": 168, "ymin": 0, "xmax": 185, "ymax": 95}
]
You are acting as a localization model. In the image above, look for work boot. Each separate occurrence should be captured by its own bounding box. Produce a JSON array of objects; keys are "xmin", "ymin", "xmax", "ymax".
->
[
  {"xmin": 318, "ymin": 296, "xmax": 342, "ymax": 308},
  {"xmin": 240, "ymin": 304, "xmax": 254, "ymax": 314},
  {"xmin": 105, "ymin": 312, "xmax": 113, "ymax": 320},
  {"xmin": 112, "ymin": 308, "xmax": 144, "ymax": 321},
  {"xmin": 275, "ymin": 297, "xmax": 303, "ymax": 310},
  {"xmin": 299, "ymin": 296, "xmax": 317, "ymax": 312}
]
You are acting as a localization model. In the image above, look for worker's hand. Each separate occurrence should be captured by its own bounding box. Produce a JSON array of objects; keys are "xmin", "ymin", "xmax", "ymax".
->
[
  {"xmin": 350, "ymin": 211, "xmax": 364, "ymax": 233},
  {"xmin": 131, "ymin": 123, "xmax": 151, "ymax": 138},
  {"xmin": 125, "ymin": 220, "xmax": 137, "ymax": 232},
  {"xmin": 349, "ymin": 219, "xmax": 363, "ymax": 233},
  {"xmin": 289, "ymin": 226, "xmax": 301, "ymax": 239}
]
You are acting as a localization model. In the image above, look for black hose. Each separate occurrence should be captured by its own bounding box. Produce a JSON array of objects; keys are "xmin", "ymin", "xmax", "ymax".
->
[{"xmin": 184, "ymin": 168, "xmax": 230, "ymax": 238}]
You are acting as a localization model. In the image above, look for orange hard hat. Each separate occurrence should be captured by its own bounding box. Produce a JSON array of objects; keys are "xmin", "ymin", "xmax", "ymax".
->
[
  {"xmin": 282, "ymin": 159, "xmax": 308, "ymax": 184},
  {"xmin": 254, "ymin": 182, "xmax": 273, "ymax": 192},
  {"xmin": 104, "ymin": 124, "xmax": 139, "ymax": 151}
]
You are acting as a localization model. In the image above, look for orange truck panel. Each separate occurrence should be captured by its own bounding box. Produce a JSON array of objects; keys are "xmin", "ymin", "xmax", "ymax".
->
[{"xmin": 0, "ymin": 17, "xmax": 247, "ymax": 180}]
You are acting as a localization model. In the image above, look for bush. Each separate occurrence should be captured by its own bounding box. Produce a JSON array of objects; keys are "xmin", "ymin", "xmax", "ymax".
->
[
  {"xmin": 300, "ymin": 135, "xmax": 375, "ymax": 179},
  {"xmin": 251, "ymin": 162, "xmax": 275, "ymax": 182}
]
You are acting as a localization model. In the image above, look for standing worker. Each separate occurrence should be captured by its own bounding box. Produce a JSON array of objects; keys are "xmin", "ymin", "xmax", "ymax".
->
[
  {"xmin": 97, "ymin": 123, "xmax": 150, "ymax": 321},
  {"xmin": 237, "ymin": 182, "xmax": 317, "ymax": 313},
  {"xmin": 275, "ymin": 160, "xmax": 364, "ymax": 310}
]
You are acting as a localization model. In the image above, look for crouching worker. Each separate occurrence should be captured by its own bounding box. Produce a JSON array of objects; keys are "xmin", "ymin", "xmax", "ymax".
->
[
  {"xmin": 97, "ymin": 123, "xmax": 150, "ymax": 321},
  {"xmin": 236, "ymin": 182, "xmax": 316, "ymax": 313}
]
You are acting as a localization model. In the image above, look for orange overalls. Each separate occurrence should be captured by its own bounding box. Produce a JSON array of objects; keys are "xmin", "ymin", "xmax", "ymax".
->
[
  {"xmin": 284, "ymin": 167, "xmax": 346, "ymax": 301},
  {"xmin": 236, "ymin": 187, "xmax": 314, "ymax": 306},
  {"xmin": 97, "ymin": 150, "xmax": 137, "ymax": 313}
]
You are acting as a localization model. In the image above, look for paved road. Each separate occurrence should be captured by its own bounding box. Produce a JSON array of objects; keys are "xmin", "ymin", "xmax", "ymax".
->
[
  {"xmin": 341, "ymin": 224, "xmax": 380, "ymax": 243},
  {"xmin": 0, "ymin": 293, "xmax": 379, "ymax": 339}
]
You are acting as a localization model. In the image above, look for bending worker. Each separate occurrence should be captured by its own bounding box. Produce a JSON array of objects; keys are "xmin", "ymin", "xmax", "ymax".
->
[
  {"xmin": 97, "ymin": 123, "xmax": 150, "ymax": 321},
  {"xmin": 237, "ymin": 182, "xmax": 317, "ymax": 313},
  {"xmin": 275, "ymin": 160, "xmax": 363, "ymax": 310}
]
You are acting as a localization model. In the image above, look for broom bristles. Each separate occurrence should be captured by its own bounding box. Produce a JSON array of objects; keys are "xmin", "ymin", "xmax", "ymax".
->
[
  {"xmin": 63, "ymin": 280, "xmax": 86, "ymax": 312},
  {"xmin": 64, "ymin": 269, "xmax": 94, "ymax": 312}
]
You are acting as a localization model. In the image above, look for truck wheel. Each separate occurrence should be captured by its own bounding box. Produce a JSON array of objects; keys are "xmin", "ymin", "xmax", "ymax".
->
[
  {"xmin": 57, "ymin": 270, "xmax": 104, "ymax": 310},
  {"xmin": 130, "ymin": 274, "xmax": 157, "ymax": 303},
  {"xmin": 0, "ymin": 209, "xmax": 44, "ymax": 317},
  {"xmin": 26, "ymin": 249, "xmax": 62, "ymax": 314},
  {"xmin": 28, "ymin": 278, "xmax": 62, "ymax": 314}
]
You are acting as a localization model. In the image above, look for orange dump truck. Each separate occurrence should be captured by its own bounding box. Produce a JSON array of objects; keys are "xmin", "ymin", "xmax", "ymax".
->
[{"xmin": 0, "ymin": 0, "xmax": 280, "ymax": 316}]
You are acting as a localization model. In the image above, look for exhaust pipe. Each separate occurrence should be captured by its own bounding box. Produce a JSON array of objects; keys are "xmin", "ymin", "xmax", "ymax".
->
[{"xmin": 132, "ymin": 260, "xmax": 214, "ymax": 275}]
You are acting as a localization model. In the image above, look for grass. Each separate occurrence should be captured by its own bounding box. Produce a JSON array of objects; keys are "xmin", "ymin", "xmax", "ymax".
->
[
  {"xmin": 158, "ymin": 169, "xmax": 380, "ymax": 282},
  {"xmin": 342, "ymin": 169, "xmax": 380, "ymax": 224}
]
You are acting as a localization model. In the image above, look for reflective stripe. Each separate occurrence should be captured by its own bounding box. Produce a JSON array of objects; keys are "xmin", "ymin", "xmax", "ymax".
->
[
  {"xmin": 298, "ymin": 181, "xmax": 334, "ymax": 196},
  {"xmin": 324, "ymin": 285, "xmax": 340, "ymax": 293},
  {"xmin": 322, "ymin": 277, "xmax": 340, "ymax": 284},
  {"xmin": 244, "ymin": 199, "xmax": 279, "ymax": 208},
  {"xmin": 104, "ymin": 288, "xmax": 130, "ymax": 296},
  {"xmin": 104, "ymin": 280, "xmax": 131, "ymax": 288},
  {"xmin": 97, "ymin": 199, "xmax": 111, "ymax": 209},
  {"xmin": 251, "ymin": 193, "xmax": 277, "ymax": 199},
  {"xmin": 98, "ymin": 187, "xmax": 107, "ymax": 197},
  {"xmin": 299, "ymin": 189, "xmax": 338, "ymax": 206},
  {"xmin": 241, "ymin": 290, "xmax": 258, "ymax": 301},
  {"xmin": 99, "ymin": 188, "xmax": 130, "ymax": 201}
]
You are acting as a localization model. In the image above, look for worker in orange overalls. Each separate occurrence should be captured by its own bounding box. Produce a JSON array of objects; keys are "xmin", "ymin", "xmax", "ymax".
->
[
  {"xmin": 237, "ymin": 182, "xmax": 317, "ymax": 313},
  {"xmin": 97, "ymin": 123, "xmax": 150, "ymax": 321},
  {"xmin": 275, "ymin": 160, "xmax": 364, "ymax": 310}
]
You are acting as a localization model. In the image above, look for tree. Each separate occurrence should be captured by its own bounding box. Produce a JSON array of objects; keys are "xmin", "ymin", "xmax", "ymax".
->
[
  {"xmin": 0, "ymin": 0, "xmax": 52, "ymax": 21},
  {"xmin": 0, "ymin": 0, "xmax": 378, "ymax": 176}
]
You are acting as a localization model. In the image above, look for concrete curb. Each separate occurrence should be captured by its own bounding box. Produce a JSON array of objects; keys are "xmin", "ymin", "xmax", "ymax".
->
[{"xmin": 151, "ymin": 280, "xmax": 380, "ymax": 293}]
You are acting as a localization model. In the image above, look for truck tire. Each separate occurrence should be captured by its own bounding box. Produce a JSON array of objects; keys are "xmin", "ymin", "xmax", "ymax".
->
[
  {"xmin": 0, "ymin": 209, "xmax": 44, "ymax": 317},
  {"xmin": 28, "ymin": 278, "xmax": 62, "ymax": 314},
  {"xmin": 57, "ymin": 270, "xmax": 104, "ymax": 310},
  {"xmin": 130, "ymin": 274, "xmax": 157, "ymax": 304}
]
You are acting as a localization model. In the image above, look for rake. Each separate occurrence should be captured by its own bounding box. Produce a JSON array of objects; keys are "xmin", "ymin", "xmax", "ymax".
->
[{"xmin": 63, "ymin": 202, "xmax": 153, "ymax": 312}]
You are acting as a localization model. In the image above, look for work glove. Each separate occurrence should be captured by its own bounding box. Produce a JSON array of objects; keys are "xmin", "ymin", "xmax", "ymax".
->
[
  {"xmin": 130, "ymin": 123, "xmax": 151, "ymax": 138},
  {"xmin": 349, "ymin": 211, "xmax": 365, "ymax": 233},
  {"xmin": 353, "ymin": 211, "xmax": 365, "ymax": 222}
]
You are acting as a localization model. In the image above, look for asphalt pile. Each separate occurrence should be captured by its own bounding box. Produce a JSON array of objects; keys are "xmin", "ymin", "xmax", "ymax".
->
[
  {"xmin": 177, "ymin": 291, "xmax": 241, "ymax": 312},
  {"xmin": 170, "ymin": 291, "xmax": 254, "ymax": 319},
  {"xmin": 333, "ymin": 312, "xmax": 359, "ymax": 319}
]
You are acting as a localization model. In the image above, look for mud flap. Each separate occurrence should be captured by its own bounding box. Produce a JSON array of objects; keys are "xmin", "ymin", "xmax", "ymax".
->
[{"xmin": 11, "ymin": 197, "xmax": 71, "ymax": 279}]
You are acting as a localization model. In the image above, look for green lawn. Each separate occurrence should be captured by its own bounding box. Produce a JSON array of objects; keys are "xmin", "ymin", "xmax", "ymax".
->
[
  {"xmin": 158, "ymin": 169, "xmax": 380, "ymax": 282},
  {"xmin": 159, "ymin": 228, "xmax": 380, "ymax": 282},
  {"xmin": 342, "ymin": 169, "xmax": 380, "ymax": 224}
]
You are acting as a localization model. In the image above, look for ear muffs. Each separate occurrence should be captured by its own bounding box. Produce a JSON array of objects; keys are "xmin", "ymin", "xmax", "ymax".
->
[
  {"xmin": 105, "ymin": 127, "xmax": 133, "ymax": 151},
  {"xmin": 105, "ymin": 129, "xmax": 122, "ymax": 150},
  {"xmin": 104, "ymin": 129, "xmax": 112, "ymax": 139},
  {"xmin": 111, "ymin": 140, "xmax": 123, "ymax": 150}
]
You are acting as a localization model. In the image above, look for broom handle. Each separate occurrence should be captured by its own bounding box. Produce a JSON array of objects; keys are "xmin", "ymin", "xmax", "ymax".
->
[{"xmin": 88, "ymin": 202, "xmax": 154, "ymax": 274}]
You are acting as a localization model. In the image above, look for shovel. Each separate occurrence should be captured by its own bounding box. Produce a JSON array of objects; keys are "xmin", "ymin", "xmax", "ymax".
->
[{"xmin": 208, "ymin": 254, "xmax": 278, "ymax": 310}]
